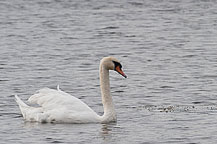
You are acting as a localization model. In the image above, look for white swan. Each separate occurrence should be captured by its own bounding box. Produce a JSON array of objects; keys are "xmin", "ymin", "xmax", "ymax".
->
[{"xmin": 15, "ymin": 57, "xmax": 127, "ymax": 123}]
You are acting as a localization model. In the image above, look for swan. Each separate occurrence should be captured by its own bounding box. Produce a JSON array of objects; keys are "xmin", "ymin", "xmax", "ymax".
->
[{"xmin": 15, "ymin": 57, "xmax": 127, "ymax": 123}]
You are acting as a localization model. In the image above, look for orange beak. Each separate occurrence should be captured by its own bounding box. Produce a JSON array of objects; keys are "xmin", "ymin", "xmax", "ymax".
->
[{"xmin": 115, "ymin": 66, "xmax": 127, "ymax": 78}]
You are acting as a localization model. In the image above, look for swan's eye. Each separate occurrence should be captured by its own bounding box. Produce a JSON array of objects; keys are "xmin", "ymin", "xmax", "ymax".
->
[
  {"xmin": 112, "ymin": 61, "xmax": 122, "ymax": 70},
  {"xmin": 112, "ymin": 61, "xmax": 127, "ymax": 78}
]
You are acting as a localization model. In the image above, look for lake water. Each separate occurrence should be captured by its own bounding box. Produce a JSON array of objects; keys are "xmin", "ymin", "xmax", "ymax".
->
[{"xmin": 1, "ymin": 0, "xmax": 217, "ymax": 143}]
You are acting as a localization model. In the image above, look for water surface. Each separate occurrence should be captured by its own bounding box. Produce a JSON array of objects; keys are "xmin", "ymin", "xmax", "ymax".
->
[{"xmin": 1, "ymin": 0, "xmax": 217, "ymax": 143}]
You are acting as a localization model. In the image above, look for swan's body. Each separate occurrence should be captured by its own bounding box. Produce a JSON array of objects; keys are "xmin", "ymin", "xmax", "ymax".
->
[{"xmin": 15, "ymin": 57, "xmax": 126, "ymax": 123}]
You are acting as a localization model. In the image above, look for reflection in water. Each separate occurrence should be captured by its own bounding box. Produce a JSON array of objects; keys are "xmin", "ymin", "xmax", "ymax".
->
[
  {"xmin": 100, "ymin": 123, "xmax": 126, "ymax": 143},
  {"xmin": 100, "ymin": 123, "xmax": 116, "ymax": 142},
  {"xmin": 23, "ymin": 121, "xmax": 55, "ymax": 129},
  {"xmin": 101, "ymin": 124, "xmax": 113, "ymax": 135},
  {"xmin": 23, "ymin": 121, "xmax": 41, "ymax": 129}
]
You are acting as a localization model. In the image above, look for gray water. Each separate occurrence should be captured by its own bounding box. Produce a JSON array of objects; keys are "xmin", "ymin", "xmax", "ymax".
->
[{"xmin": 1, "ymin": 0, "xmax": 217, "ymax": 143}]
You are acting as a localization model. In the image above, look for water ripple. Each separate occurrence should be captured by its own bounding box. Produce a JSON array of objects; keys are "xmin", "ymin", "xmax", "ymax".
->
[{"xmin": 1, "ymin": 0, "xmax": 217, "ymax": 143}]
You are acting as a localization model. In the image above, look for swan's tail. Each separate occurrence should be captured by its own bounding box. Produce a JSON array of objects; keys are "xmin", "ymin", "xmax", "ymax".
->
[
  {"xmin": 15, "ymin": 95, "xmax": 44, "ymax": 122},
  {"xmin": 15, "ymin": 95, "xmax": 29, "ymax": 108},
  {"xmin": 15, "ymin": 95, "xmax": 30, "ymax": 119}
]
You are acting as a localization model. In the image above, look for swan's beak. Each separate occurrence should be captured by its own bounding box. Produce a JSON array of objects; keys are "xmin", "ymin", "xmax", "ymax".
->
[{"xmin": 115, "ymin": 66, "xmax": 127, "ymax": 78}]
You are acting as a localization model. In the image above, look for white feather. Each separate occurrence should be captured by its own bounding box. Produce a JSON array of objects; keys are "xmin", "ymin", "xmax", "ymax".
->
[{"xmin": 15, "ymin": 57, "xmax": 126, "ymax": 123}]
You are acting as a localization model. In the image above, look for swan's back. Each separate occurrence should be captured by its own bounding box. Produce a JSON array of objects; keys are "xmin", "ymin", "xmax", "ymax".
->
[{"xmin": 16, "ymin": 87, "xmax": 101, "ymax": 123}]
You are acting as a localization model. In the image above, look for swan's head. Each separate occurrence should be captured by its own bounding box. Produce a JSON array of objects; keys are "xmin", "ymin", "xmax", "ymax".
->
[{"xmin": 100, "ymin": 57, "xmax": 127, "ymax": 78}]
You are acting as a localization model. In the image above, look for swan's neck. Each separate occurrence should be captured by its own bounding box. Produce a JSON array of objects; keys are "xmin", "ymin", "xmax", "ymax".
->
[{"xmin": 100, "ymin": 64, "xmax": 116, "ymax": 122}]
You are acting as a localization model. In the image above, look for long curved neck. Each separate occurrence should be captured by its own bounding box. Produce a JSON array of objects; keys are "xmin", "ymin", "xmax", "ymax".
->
[{"xmin": 100, "ymin": 63, "xmax": 116, "ymax": 122}]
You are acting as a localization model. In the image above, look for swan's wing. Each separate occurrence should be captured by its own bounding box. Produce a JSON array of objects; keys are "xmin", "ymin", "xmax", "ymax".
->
[
  {"xmin": 27, "ymin": 87, "xmax": 100, "ymax": 123},
  {"xmin": 28, "ymin": 87, "xmax": 87, "ymax": 110}
]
